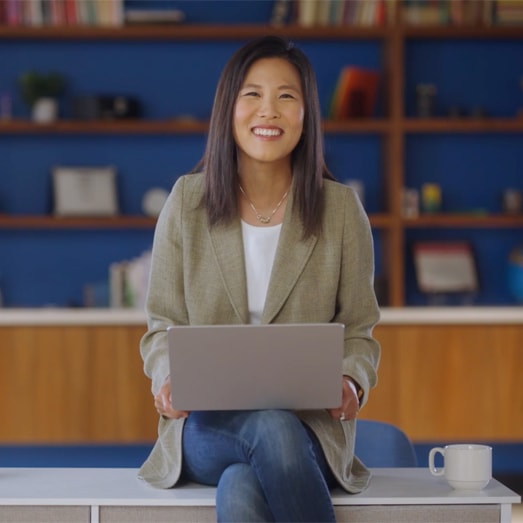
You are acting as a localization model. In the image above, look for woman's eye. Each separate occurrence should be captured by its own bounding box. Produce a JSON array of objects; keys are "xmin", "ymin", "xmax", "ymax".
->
[
  {"xmin": 280, "ymin": 93, "xmax": 295, "ymax": 99},
  {"xmin": 243, "ymin": 91, "xmax": 259, "ymax": 97}
]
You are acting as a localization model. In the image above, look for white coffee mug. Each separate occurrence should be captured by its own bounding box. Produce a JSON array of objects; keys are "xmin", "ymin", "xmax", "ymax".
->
[{"xmin": 429, "ymin": 444, "xmax": 492, "ymax": 490}]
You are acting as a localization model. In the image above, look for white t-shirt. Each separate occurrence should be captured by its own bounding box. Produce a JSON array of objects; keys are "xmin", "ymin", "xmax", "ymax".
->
[{"xmin": 240, "ymin": 220, "xmax": 282, "ymax": 324}]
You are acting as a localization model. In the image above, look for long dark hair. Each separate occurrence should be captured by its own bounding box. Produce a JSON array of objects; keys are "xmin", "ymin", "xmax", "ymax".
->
[{"xmin": 193, "ymin": 35, "xmax": 334, "ymax": 238}]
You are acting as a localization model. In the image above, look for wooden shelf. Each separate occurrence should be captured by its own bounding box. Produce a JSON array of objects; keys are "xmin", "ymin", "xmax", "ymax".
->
[
  {"xmin": 1, "ymin": 14, "xmax": 522, "ymax": 307},
  {"xmin": 403, "ymin": 214, "xmax": 523, "ymax": 228},
  {"xmin": 0, "ymin": 215, "xmax": 157, "ymax": 229},
  {"xmin": 5, "ymin": 117, "xmax": 521, "ymax": 135},
  {"xmin": 403, "ymin": 118, "xmax": 523, "ymax": 133},
  {"xmin": 0, "ymin": 24, "xmax": 392, "ymax": 41},
  {"xmin": 1, "ymin": 23, "xmax": 520, "ymax": 42},
  {"xmin": 0, "ymin": 119, "xmax": 209, "ymax": 135},
  {"xmin": 401, "ymin": 25, "xmax": 523, "ymax": 40},
  {"xmin": 0, "ymin": 213, "xmax": 392, "ymax": 230},
  {"xmin": 323, "ymin": 119, "xmax": 390, "ymax": 134},
  {"xmin": 0, "ymin": 118, "xmax": 391, "ymax": 135},
  {"xmin": 369, "ymin": 214, "xmax": 394, "ymax": 229}
]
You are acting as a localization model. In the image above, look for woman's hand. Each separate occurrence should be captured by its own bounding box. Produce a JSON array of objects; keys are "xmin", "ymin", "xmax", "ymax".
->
[
  {"xmin": 327, "ymin": 376, "xmax": 360, "ymax": 422},
  {"xmin": 153, "ymin": 375, "xmax": 190, "ymax": 419}
]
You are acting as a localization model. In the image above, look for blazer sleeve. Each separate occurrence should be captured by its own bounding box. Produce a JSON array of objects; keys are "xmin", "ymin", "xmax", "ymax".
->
[
  {"xmin": 140, "ymin": 176, "xmax": 189, "ymax": 395},
  {"xmin": 335, "ymin": 186, "xmax": 381, "ymax": 408}
]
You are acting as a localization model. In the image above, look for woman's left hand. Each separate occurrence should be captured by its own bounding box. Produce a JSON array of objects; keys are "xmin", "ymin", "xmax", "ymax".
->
[{"xmin": 327, "ymin": 377, "xmax": 360, "ymax": 422}]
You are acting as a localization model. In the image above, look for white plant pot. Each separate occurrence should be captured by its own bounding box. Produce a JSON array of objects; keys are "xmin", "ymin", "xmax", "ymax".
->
[{"xmin": 32, "ymin": 97, "xmax": 58, "ymax": 124}]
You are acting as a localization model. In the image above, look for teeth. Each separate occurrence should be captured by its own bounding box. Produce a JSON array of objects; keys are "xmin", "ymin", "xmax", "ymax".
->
[{"xmin": 253, "ymin": 128, "xmax": 281, "ymax": 137}]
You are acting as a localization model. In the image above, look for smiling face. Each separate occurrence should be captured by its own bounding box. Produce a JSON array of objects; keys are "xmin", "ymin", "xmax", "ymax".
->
[{"xmin": 233, "ymin": 57, "xmax": 305, "ymax": 172}]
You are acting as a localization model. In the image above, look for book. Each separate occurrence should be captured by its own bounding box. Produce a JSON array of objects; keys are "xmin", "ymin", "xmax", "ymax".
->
[
  {"xmin": 109, "ymin": 251, "xmax": 151, "ymax": 309},
  {"xmin": 403, "ymin": 0, "xmax": 447, "ymax": 26},
  {"xmin": 496, "ymin": 0, "xmax": 523, "ymax": 25},
  {"xmin": 124, "ymin": 8, "xmax": 185, "ymax": 25},
  {"xmin": 330, "ymin": 66, "xmax": 380, "ymax": 120},
  {"xmin": 295, "ymin": 0, "xmax": 318, "ymax": 26}
]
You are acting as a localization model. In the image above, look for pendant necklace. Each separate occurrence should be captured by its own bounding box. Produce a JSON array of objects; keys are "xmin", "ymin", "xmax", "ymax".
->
[{"xmin": 239, "ymin": 183, "xmax": 290, "ymax": 224}]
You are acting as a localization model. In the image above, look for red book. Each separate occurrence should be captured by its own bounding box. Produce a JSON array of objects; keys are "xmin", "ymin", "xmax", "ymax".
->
[
  {"xmin": 0, "ymin": 0, "xmax": 6, "ymax": 25},
  {"xmin": 64, "ymin": 0, "xmax": 77, "ymax": 25},
  {"xmin": 330, "ymin": 66, "xmax": 379, "ymax": 120}
]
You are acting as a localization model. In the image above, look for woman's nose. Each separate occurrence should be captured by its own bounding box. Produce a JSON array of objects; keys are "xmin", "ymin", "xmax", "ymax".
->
[{"xmin": 257, "ymin": 97, "xmax": 280, "ymax": 119}]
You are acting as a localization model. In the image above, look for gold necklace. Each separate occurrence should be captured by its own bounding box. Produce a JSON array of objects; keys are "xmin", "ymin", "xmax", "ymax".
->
[{"xmin": 239, "ymin": 184, "xmax": 290, "ymax": 224}]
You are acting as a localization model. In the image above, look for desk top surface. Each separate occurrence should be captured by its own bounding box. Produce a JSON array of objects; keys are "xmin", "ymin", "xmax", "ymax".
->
[
  {"xmin": 0, "ymin": 467, "xmax": 520, "ymax": 507},
  {"xmin": 1, "ymin": 307, "xmax": 523, "ymax": 326}
]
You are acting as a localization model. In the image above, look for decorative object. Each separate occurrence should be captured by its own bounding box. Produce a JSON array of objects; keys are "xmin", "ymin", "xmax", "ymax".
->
[
  {"xmin": 18, "ymin": 71, "xmax": 65, "ymax": 123},
  {"xmin": 413, "ymin": 241, "xmax": 478, "ymax": 294},
  {"xmin": 71, "ymin": 95, "xmax": 141, "ymax": 120},
  {"xmin": 421, "ymin": 183, "xmax": 441, "ymax": 213},
  {"xmin": 401, "ymin": 188, "xmax": 419, "ymax": 218},
  {"xmin": 416, "ymin": 83, "xmax": 437, "ymax": 117},
  {"xmin": 469, "ymin": 106, "xmax": 488, "ymax": 118},
  {"xmin": 32, "ymin": 98, "xmax": 58, "ymax": 123},
  {"xmin": 142, "ymin": 188, "xmax": 169, "ymax": 217},
  {"xmin": 502, "ymin": 188, "xmax": 522, "ymax": 214},
  {"xmin": 52, "ymin": 166, "xmax": 118, "ymax": 216}
]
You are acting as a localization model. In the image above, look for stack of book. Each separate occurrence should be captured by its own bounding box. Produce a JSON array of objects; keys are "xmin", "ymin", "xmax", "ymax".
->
[
  {"xmin": 402, "ymin": 0, "xmax": 450, "ymax": 25},
  {"xmin": 496, "ymin": 0, "xmax": 523, "ymax": 25},
  {"xmin": 290, "ymin": 0, "xmax": 390, "ymax": 27},
  {"xmin": 0, "ymin": 0, "xmax": 185, "ymax": 27},
  {"xmin": 109, "ymin": 250, "xmax": 151, "ymax": 309},
  {"xmin": 401, "ymin": 0, "xmax": 523, "ymax": 26},
  {"xmin": 0, "ymin": 0, "xmax": 124, "ymax": 26}
]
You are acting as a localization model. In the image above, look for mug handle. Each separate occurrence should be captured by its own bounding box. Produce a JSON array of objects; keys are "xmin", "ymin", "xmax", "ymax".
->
[{"xmin": 429, "ymin": 447, "xmax": 445, "ymax": 476}]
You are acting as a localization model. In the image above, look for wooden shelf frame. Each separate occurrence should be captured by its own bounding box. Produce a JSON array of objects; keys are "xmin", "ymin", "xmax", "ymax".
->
[
  {"xmin": 0, "ymin": 213, "xmax": 393, "ymax": 230},
  {"xmin": 0, "ymin": 24, "xmax": 392, "ymax": 41},
  {"xmin": 1, "ymin": 15, "xmax": 522, "ymax": 306},
  {"xmin": 0, "ymin": 215, "xmax": 157, "ymax": 229},
  {"xmin": 3, "ymin": 117, "xmax": 521, "ymax": 135},
  {"xmin": 0, "ymin": 118, "xmax": 391, "ymax": 135},
  {"xmin": 403, "ymin": 118, "xmax": 523, "ymax": 133},
  {"xmin": 1, "ymin": 21, "xmax": 520, "ymax": 42},
  {"xmin": 403, "ymin": 214, "xmax": 523, "ymax": 228}
]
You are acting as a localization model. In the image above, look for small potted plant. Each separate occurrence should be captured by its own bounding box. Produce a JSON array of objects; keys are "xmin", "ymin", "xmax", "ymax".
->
[{"xmin": 18, "ymin": 71, "xmax": 66, "ymax": 123}]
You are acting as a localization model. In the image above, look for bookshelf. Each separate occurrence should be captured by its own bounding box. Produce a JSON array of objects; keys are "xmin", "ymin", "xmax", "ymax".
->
[{"xmin": 0, "ymin": 2, "xmax": 522, "ymax": 307}]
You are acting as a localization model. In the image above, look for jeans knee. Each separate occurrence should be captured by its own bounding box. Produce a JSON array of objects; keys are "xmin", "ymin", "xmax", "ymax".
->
[
  {"xmin": 246, "ymin": 410, "xmax": 312, "ymax": 466},
  {"xmin": 216, "ymin": 463, "xmax": 273, "ymax": 522}
]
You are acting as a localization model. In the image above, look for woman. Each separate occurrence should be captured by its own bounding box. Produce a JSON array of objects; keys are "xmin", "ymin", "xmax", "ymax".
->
[{"xmin": 139, "ymin": 35, "xmax": 380, "ymax": 522}]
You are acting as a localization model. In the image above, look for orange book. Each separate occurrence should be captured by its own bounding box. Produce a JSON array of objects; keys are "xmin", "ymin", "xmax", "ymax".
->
[{"xmin": 330, "ymin": 66, "xmax": 379, "ymax": 120}]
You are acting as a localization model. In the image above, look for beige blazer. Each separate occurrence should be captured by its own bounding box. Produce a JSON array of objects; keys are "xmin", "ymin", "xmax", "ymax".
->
[{"xmin": 138, "ymin": 172, "xmax": 381, "ymax": 493}]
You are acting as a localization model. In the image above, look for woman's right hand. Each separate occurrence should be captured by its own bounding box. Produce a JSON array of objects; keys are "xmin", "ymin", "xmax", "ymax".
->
[{"xmin": 153, "ymin": 375, "xmax": 190, "ymax": 419}]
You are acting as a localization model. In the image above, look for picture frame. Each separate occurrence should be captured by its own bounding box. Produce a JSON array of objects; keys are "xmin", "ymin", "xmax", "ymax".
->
[
  {"xmin": 52, "ymin": 165, "xmax": 118, "ymax": 216},
  {"xmin": 413, "ymin": 241, "xmax": 479, "ymax": 294}
]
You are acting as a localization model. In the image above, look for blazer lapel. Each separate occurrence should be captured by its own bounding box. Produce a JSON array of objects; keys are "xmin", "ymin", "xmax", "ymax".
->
[
  {"xmin": 207, "ymin": 191, "xmax": 318, "ymax": 325},
  {"xmin": 262, "ymin": 193, "xmax": 318, "ymax": 324},
  {"xmin": 208, "ymin": 219, "xmax": 250, "ymax": 324}
]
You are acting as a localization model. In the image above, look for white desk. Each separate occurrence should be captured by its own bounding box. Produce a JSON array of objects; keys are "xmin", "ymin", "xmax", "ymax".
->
[
  {"xmin": 0, "ymin": 467, "xmax": 520, "ymax": 523},
  {"xmin": 2, "ymin": 306, "xmax": 523, "ymax": 325}
]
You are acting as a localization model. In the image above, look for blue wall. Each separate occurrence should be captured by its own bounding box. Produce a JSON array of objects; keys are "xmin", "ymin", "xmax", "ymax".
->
[
  {"xmin": 403, "ymin": 38, "xmax": 523, "ymax": 305},
  {"xmin": 0, "ymin": 1, "xmax": 522, "ymax": 306}
]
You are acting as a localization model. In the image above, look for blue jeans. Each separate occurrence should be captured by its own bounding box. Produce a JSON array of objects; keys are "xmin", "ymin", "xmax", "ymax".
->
[{"xmin": 181, "ymin": 410, "xmax": 337, "ymax": 523}]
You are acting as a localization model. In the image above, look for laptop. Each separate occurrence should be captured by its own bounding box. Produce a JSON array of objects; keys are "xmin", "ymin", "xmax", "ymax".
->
[{"xmin": 167, "ymin": 323, "xmax": 344, "ymax": 411}]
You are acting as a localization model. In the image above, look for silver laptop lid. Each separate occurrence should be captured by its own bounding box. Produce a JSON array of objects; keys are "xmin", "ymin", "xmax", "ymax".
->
[{"xmin": 168, "ymin": 323, "xmax": 344, "ymax": 411}]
